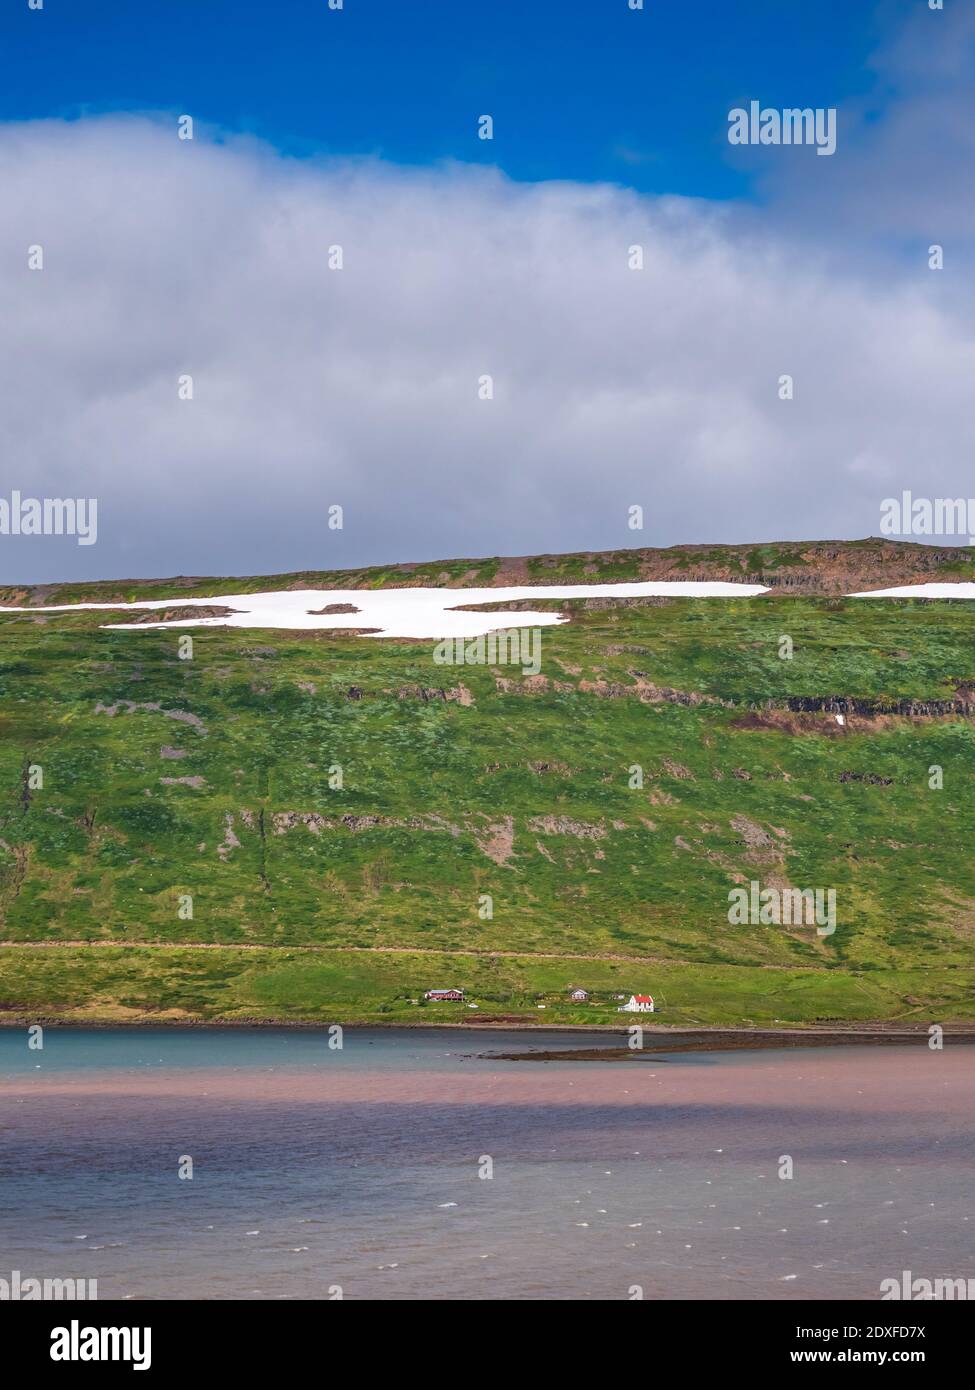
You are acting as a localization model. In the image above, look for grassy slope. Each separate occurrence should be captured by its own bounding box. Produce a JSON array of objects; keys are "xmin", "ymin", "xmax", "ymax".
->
[{"xmin": 1, "ymin": 560, "xmax": 974, "ymax": 1026}]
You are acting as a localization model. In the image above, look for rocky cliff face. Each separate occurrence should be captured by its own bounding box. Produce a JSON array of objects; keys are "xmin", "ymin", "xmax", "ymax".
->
[
  {"xmin": 486, "ymin": 539, "xmax": 973, "ymax": 595},
  {"xmin": 780, "ymin": 693, "xmax": 974, "ymax": 716}
]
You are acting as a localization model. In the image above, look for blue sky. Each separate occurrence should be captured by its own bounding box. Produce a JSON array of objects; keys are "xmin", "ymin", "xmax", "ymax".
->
[{"xmin": 5, "ymin": 0, "xmax": 890, "ymax": 198}]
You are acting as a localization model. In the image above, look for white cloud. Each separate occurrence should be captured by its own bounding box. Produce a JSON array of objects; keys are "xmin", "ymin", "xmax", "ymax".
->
[{"xmin": 2, "ymin": 115, "xmax": 973, "ymax": 582}]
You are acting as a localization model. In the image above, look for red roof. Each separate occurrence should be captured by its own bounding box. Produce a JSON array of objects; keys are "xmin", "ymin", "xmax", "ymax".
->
[{"xmin": 633, "ymin": 995, "xmax": 653, "ymax": 1003}]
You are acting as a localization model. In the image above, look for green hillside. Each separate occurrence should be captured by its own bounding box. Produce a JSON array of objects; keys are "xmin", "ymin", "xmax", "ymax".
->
[{"xmin": 1, "ymin": 545, "xmax": 974, "ymax": 1027}]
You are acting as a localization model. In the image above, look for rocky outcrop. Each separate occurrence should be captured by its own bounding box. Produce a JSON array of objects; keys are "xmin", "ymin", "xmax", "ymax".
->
[
  {"xmin": 628, "ymin": 675, "xmax": 729, "ymax": 707},
  {"xmin": 778, "ymin": 695, "xmax": 973, "ymax": 717},
  {"xmin": 217, "ymin": 814, "xmax": 240, "ymax": 861},
  {"xmin": 528, "ymin": 815, "xmax": 607, "ymax": 840},
  {"xmin": 105, "ymin": 605, "xmax": 238, "ymax": 623},
  {"xmin": 396, "ymin": 684, "xmax": 474, "ymax": 704},
  {"xmin": 94, "ymin": 701, "xmax": 208, "ymax": 733},
  {"xmin": 660, "ymin": 758, "xmax": 695, "ymax": 781}
]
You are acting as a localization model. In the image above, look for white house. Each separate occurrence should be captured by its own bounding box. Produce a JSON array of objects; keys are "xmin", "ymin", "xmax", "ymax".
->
[
  {"xmin": 619, "ymin": 994, "xmax": 654, "ymax": 1013},
  {"xmin": 568, "ymin": 988, "xmax": 590, "ymax": 1002}
]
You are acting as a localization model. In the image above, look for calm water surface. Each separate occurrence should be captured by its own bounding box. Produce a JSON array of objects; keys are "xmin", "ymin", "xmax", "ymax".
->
[{"xmin": 1, "ymin": 1027, "xmax": 972, "ymax": 1300}]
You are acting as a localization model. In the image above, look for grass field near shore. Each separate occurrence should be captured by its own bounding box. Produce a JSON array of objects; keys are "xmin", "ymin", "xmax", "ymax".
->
[{"xmin": 0, "ymin": 947, "xmax": 972, "ymax": 1029}]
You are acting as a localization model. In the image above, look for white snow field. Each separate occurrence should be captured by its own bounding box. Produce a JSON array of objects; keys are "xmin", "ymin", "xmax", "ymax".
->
[
  {"xmin": 0, "ymin": 580, "xmax": 769, "ymax": 640},
  {"xmin": 848, "ymin": 583, "xmax": 975, "ymax": 600}
]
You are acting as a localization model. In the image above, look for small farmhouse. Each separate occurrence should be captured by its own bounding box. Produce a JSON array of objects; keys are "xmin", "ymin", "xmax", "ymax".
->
[
  {"xmin": 619, "ymin": 994, "xmax": 654, "ymax": 1013},
  {"xmin": 424, "ymin": 988, "xmax": 464, "ymax": 1002},
  {"xmin": 568, "ymin": 988, "xmax": 590, "ymax": 1002}
]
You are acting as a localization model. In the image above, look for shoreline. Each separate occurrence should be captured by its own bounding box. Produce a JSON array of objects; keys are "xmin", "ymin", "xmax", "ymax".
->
[{"xmin": 2, "ymin": 1016, "xmax": 973, "ymax": 1052}]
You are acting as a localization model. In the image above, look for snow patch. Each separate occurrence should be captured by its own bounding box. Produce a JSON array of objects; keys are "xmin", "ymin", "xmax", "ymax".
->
[
  {"xmin": 0, "ymin": 580, "xmax": 768, "ymax": 641},
  {"xmin": 850, "ymin": 582, "xmax": 975, "ymax": 600}
]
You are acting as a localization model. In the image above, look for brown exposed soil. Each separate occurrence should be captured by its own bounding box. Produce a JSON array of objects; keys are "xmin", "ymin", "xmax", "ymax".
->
[
  {"xmin": 473, "ymin": 816, "xmax": 516, "ymax": 865},
  {"xmin": 732, "ymin": 710, "xmax": 848, "ymax": 736}
]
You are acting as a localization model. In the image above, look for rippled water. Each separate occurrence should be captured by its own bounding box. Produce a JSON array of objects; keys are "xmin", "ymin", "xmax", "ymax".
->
[{"xmin": 1, "ymin": 1027, "xmax": 972, "ymax": 1300}]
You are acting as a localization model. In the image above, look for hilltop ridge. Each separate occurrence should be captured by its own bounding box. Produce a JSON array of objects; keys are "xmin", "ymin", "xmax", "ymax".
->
[{"xmin": 2, "ymin": 537, "xmax": 973, "ymax": 609}]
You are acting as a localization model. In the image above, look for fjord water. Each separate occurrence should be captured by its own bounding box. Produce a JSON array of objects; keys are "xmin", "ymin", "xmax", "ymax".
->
[{"xmin": 2, "ymin": 1028, "xmax": 972, "ymax": 1301}]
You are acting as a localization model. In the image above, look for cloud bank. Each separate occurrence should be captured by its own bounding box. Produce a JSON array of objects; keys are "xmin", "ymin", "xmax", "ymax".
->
[{"xmin": 2, "ymin": 107, "xmax": 973, "ymax": 582}]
